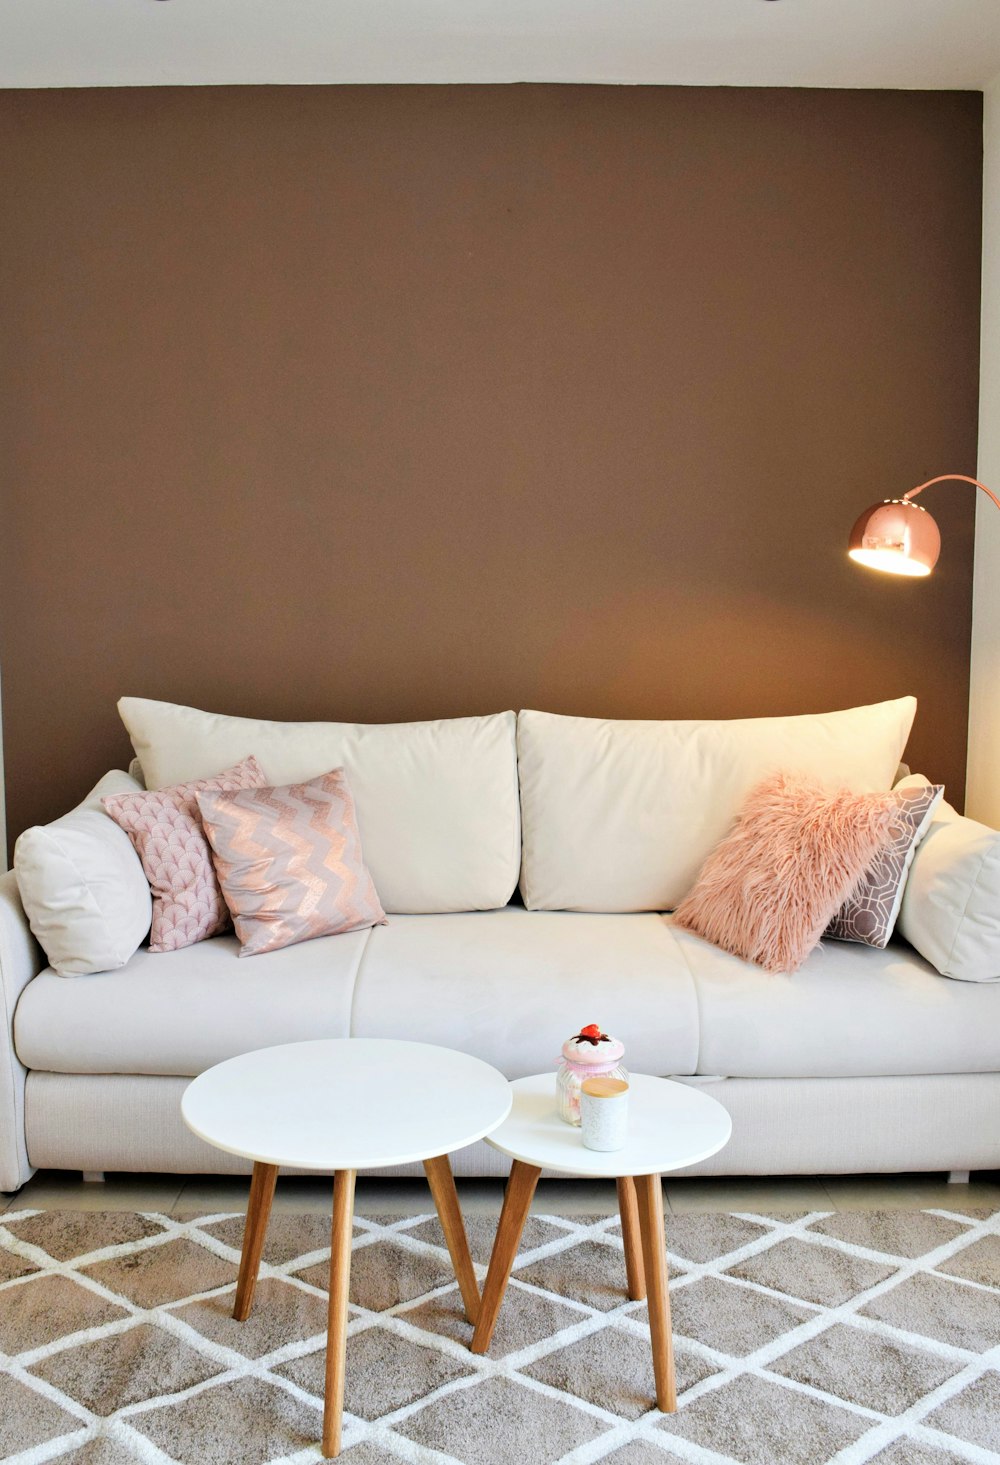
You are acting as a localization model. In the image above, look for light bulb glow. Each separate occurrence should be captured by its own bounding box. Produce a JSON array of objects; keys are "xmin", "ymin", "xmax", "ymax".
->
[{"xmin": 848, "ymin": 547, "xmax": 932, "ymax": 577}]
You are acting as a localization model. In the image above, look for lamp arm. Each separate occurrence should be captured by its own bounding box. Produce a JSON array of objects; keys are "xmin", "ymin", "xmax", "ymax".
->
[{"xmin": 902, "ymin": 474, "xmax": 1000, "ymax": 513}]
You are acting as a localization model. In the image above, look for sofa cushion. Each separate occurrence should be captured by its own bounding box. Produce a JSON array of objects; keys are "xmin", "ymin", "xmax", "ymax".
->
[
  {"xmin": 896, "ymin": 777, "xmax": 1000, "ymax": 983},
  {"xmin": 102, "ymin": 756, "xmax": 268, "ymax": 953},
  {"xmin": 671, "ymin": 918, "xmax": 1000, "ymax": 1078},
  {"xmin": 517, "ymin": 699, "xmax": 916, "ymax": 912},
  {"xmin": 14, "ymin": 771, "xmax": 152, "ymax": 977},
  {"xmin": 673, "ymin": 773, "xmax": 899, "ymax": 973},
  {"xmin": 825, "ymin": 780, "xmax": 944, "ymax": 950},
  {"xmin": 14, "ymin": 909, "xmax": 699, "ymax": 1080},
  {"xmin": 350, "ymin": 907, "xmax": 700, "ymax": 1078},
  {"xmin": 14, "ymin": 929, "xmax": 370, "ymax": 1076},
  {"xmin": 118, "ymin": 697, "xmax": 520, "ymax": 915},
  {"xmin": 197, "ymin": 769, "xmax": 387, "ymax": 956}
]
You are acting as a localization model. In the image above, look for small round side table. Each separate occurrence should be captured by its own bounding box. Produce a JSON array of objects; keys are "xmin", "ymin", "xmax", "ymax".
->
[
  {"xmin": 182, "ymin": 1038, "xmax": 512, "ymax": 1458},
  {"xmin": 470, "ymin": 1072, "xmax": 732, "ymax": 1412}
]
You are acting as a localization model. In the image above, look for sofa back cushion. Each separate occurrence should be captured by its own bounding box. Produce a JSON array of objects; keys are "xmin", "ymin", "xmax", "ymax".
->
[
  {"xmin": 517, "ymin": 698, "xmax": 917, "ymax": 912},
  {"xmin": 118, "ymin": 698, "xmax": 519, "ymax": 914},
  {"xmin": 14, "ymin": 771, "xmax": 152, "ymax": 975}
]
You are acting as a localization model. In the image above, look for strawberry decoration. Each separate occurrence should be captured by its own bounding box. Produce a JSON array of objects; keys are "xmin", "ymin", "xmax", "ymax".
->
[{"xmin": 574, "ymin": 1023, "xmax": 609, "ymax": 1045}]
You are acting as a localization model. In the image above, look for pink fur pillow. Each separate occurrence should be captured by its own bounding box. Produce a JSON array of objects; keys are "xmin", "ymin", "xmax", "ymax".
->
[{"xmin": 673, "ymin": 773, "xmax": 896, "ymax": 973}]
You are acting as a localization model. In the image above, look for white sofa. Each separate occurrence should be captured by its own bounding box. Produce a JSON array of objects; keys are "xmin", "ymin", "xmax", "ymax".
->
[{"xmin": 2, "ymin": 697, "xmax": 998, "ymax": 1193}]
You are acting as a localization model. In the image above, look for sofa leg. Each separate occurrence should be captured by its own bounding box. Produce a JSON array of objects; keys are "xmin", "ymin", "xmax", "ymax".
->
[
  {"xmin": 81, "ymin": 1171, "xmax": 106, "ymax": 1183},
  {"xmin": 947, "ymin": 1169, "xmax": 971, "ymax": 1185}
]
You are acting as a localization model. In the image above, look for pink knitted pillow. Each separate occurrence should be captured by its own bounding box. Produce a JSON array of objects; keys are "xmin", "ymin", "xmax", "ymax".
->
[
  {"xmin": 196, "ymin": 768, "xmax": 387, "ymax": 957},
  {"xmin": 102, "ymin": 756, "xmax": 267, "ymax": 953},
  {"xmin": 673, "ymin": 773, "xmax": 896, "ymax": 973}
]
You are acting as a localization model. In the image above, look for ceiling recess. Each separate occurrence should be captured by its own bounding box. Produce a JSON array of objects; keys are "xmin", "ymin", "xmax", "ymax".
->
[{"xmin": 2, "ymin": 0, "xmax": 1000, "ymax": 90}]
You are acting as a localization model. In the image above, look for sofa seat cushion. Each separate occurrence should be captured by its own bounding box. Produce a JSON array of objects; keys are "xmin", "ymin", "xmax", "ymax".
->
[
  {"xmin": 671, "ymin": 918, "xmax": 1000, "ymax": 1078},
  {"xmin": 350, "ymin": 908, "xmax": 700, "ymax": 1077},
  {"xmin": 14, "ymin": 929, "xmax": 370, "ymax": 1077}
]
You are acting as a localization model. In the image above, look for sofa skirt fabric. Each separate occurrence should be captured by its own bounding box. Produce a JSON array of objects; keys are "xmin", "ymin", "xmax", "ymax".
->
[{"xmin": 21, "ymin": 1071, "xmax": 1000, "ymax": 1180}]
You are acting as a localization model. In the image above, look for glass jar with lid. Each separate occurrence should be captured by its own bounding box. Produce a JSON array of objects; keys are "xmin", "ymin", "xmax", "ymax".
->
[{"xmin": 556, "ymin": 1024, "xmax": 628, "ymax": 1126}]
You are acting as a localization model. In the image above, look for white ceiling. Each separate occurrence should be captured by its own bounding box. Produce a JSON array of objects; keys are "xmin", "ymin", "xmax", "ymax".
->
[{"xmin": 3, "ymin": 0, "xmax": 1000, "ymax": 91}]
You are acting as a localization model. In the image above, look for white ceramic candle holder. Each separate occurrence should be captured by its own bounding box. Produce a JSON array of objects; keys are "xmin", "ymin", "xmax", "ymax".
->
[{"xmin": 580, "ymin": 1076, "xmax": 629, "ymax": 1151}]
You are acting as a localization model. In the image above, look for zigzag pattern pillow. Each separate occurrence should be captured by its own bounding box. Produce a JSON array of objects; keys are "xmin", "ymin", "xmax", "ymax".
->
[{"xmin": 196, "ymin": 769, "xmax": 387, "ymax": 957}]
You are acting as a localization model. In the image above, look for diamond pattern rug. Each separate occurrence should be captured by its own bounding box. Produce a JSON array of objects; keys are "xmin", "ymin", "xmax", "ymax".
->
[{"xmin": 0, "ymin": 1205, "xmax": 998, "ymax": 1464}]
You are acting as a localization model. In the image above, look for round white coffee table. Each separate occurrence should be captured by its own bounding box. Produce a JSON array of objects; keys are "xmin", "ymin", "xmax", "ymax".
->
[
  {"xmin": 471, "ymin": 1073, "xmax": 732, "ymax": 1414},
  {"xmin": 182, "ymin": 1038, "xmax": 512, "ymax": 1459}
]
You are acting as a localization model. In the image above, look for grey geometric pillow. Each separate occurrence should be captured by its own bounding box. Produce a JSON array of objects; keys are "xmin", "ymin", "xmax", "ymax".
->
[{"xmin": 826, "ymin": 783, "xmax": 944, "ymax": 948}]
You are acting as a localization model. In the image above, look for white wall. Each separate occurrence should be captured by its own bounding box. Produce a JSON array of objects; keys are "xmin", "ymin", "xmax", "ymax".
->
[{"xmin": 968, "ymin": 74, "xmax": 1000, "ymax": 825}]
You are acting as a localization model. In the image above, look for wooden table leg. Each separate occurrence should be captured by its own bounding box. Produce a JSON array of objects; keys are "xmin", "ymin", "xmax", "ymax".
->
[
  {"xmin": 471, "ymin": 1159, "xmax": 541, "ymax": 1354},
  {"xmin": 634, "ymin": 1173, "xmax": 676, "ymax": 1412},
  {"xmin": 323, "ymin": 1168, "xmax": 357, "ymax": 1459},
  {"xmin": 233, "ymin": 1161, "xmax": 278, "ymax": 1321},
  {"xmin": 617, "ymin": 1176, "xmax": 646, "ymax": 1301},
  {"xmin": 424, "ymin": 1154, "xmax": 480, "ymax": 1325}
]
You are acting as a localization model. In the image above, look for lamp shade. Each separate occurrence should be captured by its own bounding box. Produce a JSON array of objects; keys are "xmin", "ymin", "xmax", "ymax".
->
[{"xmin": 847, "ymin": 499, "xmax": 941, "ymax": 577}]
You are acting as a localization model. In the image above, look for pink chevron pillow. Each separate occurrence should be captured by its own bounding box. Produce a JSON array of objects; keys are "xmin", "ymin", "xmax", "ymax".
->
[
  {"xmin": 196, "ymin": 769, "xmax": 387, "ymax": 957},
  {"xmin": 102, "ymin": 756, "xmax": 267, "ymax": 953},
  {"xmin": 673, "ymin": 773, "xmax": 897, "ymax": 973}
]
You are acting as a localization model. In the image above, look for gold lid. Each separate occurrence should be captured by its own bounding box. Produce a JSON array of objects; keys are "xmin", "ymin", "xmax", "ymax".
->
[{"xmin": 580, "ymin": 1077, "xmax": 629, "ymax": 1099}]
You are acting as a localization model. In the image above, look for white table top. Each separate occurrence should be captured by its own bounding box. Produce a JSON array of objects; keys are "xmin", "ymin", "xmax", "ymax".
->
[
  {"xmin": 181, "ymin": 1039, "xmax": 513, "ymax": 1171},
  {"xmin": 485, "ymin": 1073, "xmax": 732, "ymax": 1178}
]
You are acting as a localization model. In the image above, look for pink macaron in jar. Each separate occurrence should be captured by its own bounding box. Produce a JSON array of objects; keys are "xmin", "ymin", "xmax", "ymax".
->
[{"xmin": 556, "ymin": 1024, "xmax": 628, "ymax": 1126}]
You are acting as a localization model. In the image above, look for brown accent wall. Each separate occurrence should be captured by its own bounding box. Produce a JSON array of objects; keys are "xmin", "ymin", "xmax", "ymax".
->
[{"xmin": 0, "ymin": 85, "xmax": 982, "ymax": 846}]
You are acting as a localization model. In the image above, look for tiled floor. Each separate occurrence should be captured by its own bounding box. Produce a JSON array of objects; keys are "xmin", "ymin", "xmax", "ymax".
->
[{"xmin": 3, "ymin": 1168, "xmax": 999, "ymax": 1216}]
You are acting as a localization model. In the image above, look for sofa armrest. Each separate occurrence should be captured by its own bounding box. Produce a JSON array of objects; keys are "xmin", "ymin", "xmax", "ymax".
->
[{"xmin": 0, "ymin": 869, "xmax": 45, "ymax": 1191}]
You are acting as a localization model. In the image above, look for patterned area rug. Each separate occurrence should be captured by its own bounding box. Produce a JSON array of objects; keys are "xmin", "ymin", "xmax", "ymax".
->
[{"xmin": 0, "ymin": 1206, "xmax": 998, "ymax": 1465}]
